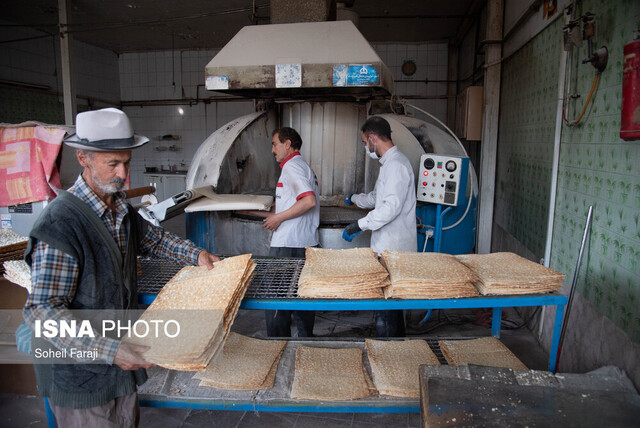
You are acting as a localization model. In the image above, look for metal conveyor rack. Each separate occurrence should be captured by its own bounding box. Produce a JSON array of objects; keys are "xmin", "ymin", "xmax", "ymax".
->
[
  {"xmin": 137, "ymin": 256, "xmax": 305, "ymax": 299},
  {"xmin": 137, "ymin": 257, "xmax": 568, "ymax": 372}
]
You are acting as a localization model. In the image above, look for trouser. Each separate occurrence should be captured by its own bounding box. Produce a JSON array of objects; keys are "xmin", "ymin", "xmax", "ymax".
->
[
  {"xmin": 265, "ymin": 309, "xmax": 316, "ymax": 337},
  {"xmin": 49, "ymin": 391, "xmax": 139, "ymax": 428},
  {"xmin": 266, "ymin": 246, "xmax": 316, "ymax": 337},
  {"xmin": 374, "ymin": 310, "xmax": 406, "ymax": 337}
]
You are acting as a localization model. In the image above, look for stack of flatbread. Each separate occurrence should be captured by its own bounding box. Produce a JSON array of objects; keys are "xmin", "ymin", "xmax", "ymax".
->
[
  {"xmin": 126, "ymin": 254, "xmax": 256, "ymax": 371},
  {"xmin": 3, "ymin": 260, "xmax": 31, "ymax": 293},
  {"xmin": 194, "ymin": 332, "xmax": 286, "ymax": 390},
  {"xmin": 0, "ymin": 229, "xmax": 28, "ymax": 274},
  {"xmin": 365, "ymin": 339, "xmax": 440, "ymax": 397},
  {"xmin": 297, "ymin": 247, "xmax": 388, "ymax": 299},
  {"xmin": 456, "ymin": 252, "xmax": 564, "ymax": 295},
  {"xmin": 380, "ymin": 251, "xmax": 479, "ymax": 299},
  {"xmin": 438, "ymin": 337, "xmax": 528, "ymax": 371},
  {"xmin": 290, "ymin": 346, "xmax": 376, "ymax": 401}
]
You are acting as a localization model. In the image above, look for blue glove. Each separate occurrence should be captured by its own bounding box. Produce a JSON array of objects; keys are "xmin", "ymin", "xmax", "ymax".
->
[
  {"xmin": 345, "ymin": 194, "xmax": 353, "ymax": 206},
  {"xmin": 342, "ymin": 221, "xmax": 362, "ymax": 242}
]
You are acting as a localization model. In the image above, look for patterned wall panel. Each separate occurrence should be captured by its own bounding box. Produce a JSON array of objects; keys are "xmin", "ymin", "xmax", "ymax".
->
[
  {"xmin": 496, "ymin": 18, "xmax": 562, "ymax": 258},
  {"xmin": 498, "ymin": 0, "xmax": 640, "ymax": 342},
  {"xmin": 0, "ymin": 87, "xmax": 64, "ymax": 124},
  {"xmin": 556, "ymin": 0, "xmax": 640, "ymax": 341}
]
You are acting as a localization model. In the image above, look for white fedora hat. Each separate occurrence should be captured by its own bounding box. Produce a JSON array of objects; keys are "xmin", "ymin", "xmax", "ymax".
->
[{"xmin": 63, "ymin": 108, "xmax": 149, "ymax": 151}]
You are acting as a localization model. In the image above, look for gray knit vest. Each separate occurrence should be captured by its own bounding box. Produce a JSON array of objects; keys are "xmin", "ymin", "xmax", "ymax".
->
[{"xmin": 25, "ymin": 190, "xmax": 148, "ymax": 409}]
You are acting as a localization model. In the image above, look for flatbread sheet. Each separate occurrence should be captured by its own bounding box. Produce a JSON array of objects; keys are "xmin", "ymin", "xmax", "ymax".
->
[
  {"xmin": 290, "ymin": 346, "xmax": 376, "ymax": 401},
  {"xmin": 127, "ymin": 309, "xmax": 224, "ymax": 365},
  {"xmin": 128, "ymin": 254, "xmax": 255, "ymax": 371},
  {"xmin": 0, "ymin": 230, "xmax": 28, "ymax": 274},
  {"xmin": 456, "ymin": 252, "xmax": 564, "ymax": 295},
  {"xmin": 194, "ymin": 332, "xmax": 286, "ymax": 390},
  {"xmin": 297, "ymin": 247, "xmax": 388, "ymax": 299},
  {"xmin": 365, "ymin": 339, "xmax": 440, "ymax": 397},
  {"xmin": 301, "ymin": 247, "xmax": 387, "ymax": 279},
  {"xmin": 438, "ymin": 337, "xmax": 528, "ymax": 371},
  {"xmin": 185, "ymin": 193, "xmax": 274, "ymax": 213},
  {"xmin": 382, "ymin": 251, "xmax": 477, "ymax": 283},
  {"xmin": 3, "ymin": 260, "xmax": 31, "ymax": 293},
  {"xmin": 0, "ymin": 229, "xmax": 28, "ymax": 248},
  {"xmin": 381, "ymin": 250, "xmax": 479, "ymax": 299}
]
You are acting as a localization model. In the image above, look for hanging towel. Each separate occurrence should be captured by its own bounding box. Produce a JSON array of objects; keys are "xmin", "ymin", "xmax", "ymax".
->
[{"xmin": 0, "ymin": 124, "xmax": 66, "ymax": 206}]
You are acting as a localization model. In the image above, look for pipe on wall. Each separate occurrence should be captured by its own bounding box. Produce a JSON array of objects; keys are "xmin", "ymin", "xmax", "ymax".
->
[{"xmin": 539, "ymin": 32, "xmax": 569, "ymax": 341}]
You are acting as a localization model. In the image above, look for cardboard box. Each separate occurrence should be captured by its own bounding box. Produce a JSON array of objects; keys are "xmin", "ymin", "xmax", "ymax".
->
[{"xmin": 456, "ymin": 86, "xmax": 483, "ymax": 141}]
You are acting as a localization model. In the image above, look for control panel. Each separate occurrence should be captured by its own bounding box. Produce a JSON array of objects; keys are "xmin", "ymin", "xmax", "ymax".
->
[{"xmin": 417, "ymin": 154, "xmax": 469, "ymax": 206}]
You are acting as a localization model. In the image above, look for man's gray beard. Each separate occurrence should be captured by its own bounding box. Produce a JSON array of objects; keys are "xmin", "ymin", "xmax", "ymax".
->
[{"xmin": 94, "ymin": 174, "xmax": 126, "ymax": 195}]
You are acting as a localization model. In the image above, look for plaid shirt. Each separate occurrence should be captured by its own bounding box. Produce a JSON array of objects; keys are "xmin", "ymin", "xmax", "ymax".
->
[{"xmin": 24, "ymin": 175, "xmax": 202, "ymax": 364}]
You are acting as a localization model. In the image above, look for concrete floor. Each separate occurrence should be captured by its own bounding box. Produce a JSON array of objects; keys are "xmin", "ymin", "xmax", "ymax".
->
[{"xmin": 0, "ymin": 307, "xmax": 548, "ymax": 427}]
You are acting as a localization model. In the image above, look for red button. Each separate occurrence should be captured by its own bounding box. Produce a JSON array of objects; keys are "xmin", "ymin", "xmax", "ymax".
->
[
  {"xmin": 423, "ymin": 171, "xmax": 429, "ymax": 176},
  {"xmin": 422, "ymin": 181, "xmax": 427, "ymax": 186}
]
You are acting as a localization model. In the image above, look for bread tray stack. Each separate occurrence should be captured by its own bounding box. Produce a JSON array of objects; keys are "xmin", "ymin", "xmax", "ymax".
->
[
  {"xmin": 297, "ymin": 247, "xmax": 388, "ymax": 299},
  {"xmin": 381, "ymin": 251, "xmax": 479, "ymax": 299}
]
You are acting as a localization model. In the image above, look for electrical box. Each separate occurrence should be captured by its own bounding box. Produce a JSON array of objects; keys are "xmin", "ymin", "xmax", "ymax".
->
[
  {"xmin": 417, "ymin": 154, "xmax": 469, "ymax": 206},
  {"xmin": 455, "ymin": 86, "xmax": 483, "ymax": 141}
]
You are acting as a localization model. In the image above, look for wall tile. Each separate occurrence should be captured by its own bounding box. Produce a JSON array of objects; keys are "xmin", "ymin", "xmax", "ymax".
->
[{"xmin": 496, "ymin": 1, "xmax": 640, "ymax": 378}]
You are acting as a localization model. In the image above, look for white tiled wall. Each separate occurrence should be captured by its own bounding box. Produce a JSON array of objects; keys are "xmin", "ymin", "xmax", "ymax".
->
[
  {"xmin": 0, "ymin": 20, "xmax": 120, "ymax": 107},
  {"xmin": 372, "ymin": 42, "xmax": 449, "ymax": 121},
  {"xmin": 119, "ymin": 49, "xmax": 258, "ymax": 188},
  {"xmin": 124, "ymin": 101, "xmax": 255, "ymax": 189}
]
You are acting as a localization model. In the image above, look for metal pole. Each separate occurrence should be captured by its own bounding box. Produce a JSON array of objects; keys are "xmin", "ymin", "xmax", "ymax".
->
[
  {"xmin": 58, "ymin": 0, "xmax": 77, "ymax": 125},
  {"xmin": 539, "ymin": 0, "xmax": 572, "ymax": 341},
  {"xmin": 556, "ymin": 205, "xmax": 593, "ymax": 369},
  {"xmin": 476, "ymin": 0, "xmax": 503, "ymax": 254}
]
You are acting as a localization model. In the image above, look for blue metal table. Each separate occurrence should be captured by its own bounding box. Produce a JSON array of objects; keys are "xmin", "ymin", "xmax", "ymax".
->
[
  {"xmin": 137, "ymin": 292, "xmax": 568, "ymax": 373},
  {"xmin": 238, "ymin": 293, "xmax": 568, "ymax": 373},
  {"xmin": 44, "ymin": 260, "xmax": 569, "ymax": 425},
  {"xmin": 131, "ymin": 257, "xmax": 568, "ymax": 417},
  {"xmin": 137, "ymin": 257, "xmax": 568, "ymax": 373}
]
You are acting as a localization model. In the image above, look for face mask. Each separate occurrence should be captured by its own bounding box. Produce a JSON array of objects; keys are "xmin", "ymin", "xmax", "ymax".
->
[{"xmin": 365, "ymin": 137, "xmax": 379, "ymax": 160}]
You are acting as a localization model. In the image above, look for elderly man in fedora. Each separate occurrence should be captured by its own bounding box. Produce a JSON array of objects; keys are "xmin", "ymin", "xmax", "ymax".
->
[{"xmin": 23, "ymin": 108, "xmax": 219, "ymax": 427}]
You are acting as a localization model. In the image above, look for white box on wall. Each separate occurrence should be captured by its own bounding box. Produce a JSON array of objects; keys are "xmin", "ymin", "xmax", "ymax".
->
[{"xmin": 456, "ymin": 86, "xmax": 483, "ymax": 141}]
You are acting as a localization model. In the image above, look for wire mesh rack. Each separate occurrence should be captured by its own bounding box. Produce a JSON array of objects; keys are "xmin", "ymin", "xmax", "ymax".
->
[
  {"xmin": 136, "ymin": 258, "xmax": 184, "ymax": 294},
  {"xmin": 244, "ymin": 257, "xmax": 305, "ymax": 299},
  {"xmin": 425, "ymin": 337, "xmax": 452, "ymax": 365},
  {"xmin": 137, "ymin": 257, "xmax": 305, "ymax": 299}
]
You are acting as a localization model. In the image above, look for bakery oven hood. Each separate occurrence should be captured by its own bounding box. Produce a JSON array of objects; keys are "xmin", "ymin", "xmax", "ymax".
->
[
  {"xmin": 180, "ymin": 20, "xmax": 477, "ymax": 257},
  {"xmin": 204, "ymin": 20, "xmax": 394, "ymax": 100}
]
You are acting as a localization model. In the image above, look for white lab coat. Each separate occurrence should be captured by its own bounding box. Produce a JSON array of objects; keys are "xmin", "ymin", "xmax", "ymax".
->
[{"xmin": 352, "ymin": 146, "xmax": 417, "ymax": 254}]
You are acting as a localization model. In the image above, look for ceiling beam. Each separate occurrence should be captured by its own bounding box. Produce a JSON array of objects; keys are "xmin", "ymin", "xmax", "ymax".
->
[{"xmin": 453, "ymin": 0, "xmax": 485, "ymax": 47}]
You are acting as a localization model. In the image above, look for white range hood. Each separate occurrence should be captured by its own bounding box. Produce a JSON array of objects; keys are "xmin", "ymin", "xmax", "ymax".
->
[{"xmin": 204, "ymin": 20, "xmax": 394, "ymax": 99}]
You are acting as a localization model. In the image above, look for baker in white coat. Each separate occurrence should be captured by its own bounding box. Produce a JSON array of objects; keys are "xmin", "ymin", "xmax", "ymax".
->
[{"xmin": 343, "ymin": 116, "xmax": 417, "ymax": 336}]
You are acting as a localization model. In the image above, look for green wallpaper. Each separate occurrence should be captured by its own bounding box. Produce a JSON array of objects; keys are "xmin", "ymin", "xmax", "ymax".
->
[
  {"xmin": 496, "ymin": 18, "xmax": 562, "ymax": 257},
  {"xmin": 557, "ymin": 0, "xmax": 640, "ymax": 341},
  {"xmin": 498, "ymin": 0, "xmax": 640, "ymax": 342},
  {"xmin": 0, "ymin": 87, "xmax": 64, "ymax": 124}
]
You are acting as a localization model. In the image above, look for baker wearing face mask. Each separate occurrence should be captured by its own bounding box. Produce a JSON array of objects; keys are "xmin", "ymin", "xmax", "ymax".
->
[{"xmin": 342, "ymin": 116, "xmax": 417, "ymax": 337}]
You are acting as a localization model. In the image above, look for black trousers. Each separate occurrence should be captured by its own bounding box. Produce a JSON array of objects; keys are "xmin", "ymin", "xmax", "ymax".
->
[
  {"xmin": 265, "ymin": 246, "xmax": 315, "ymax": 337},
  {"xmin": 374, "ymin": 310, "xmax": 405, "ymax": 337}
]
